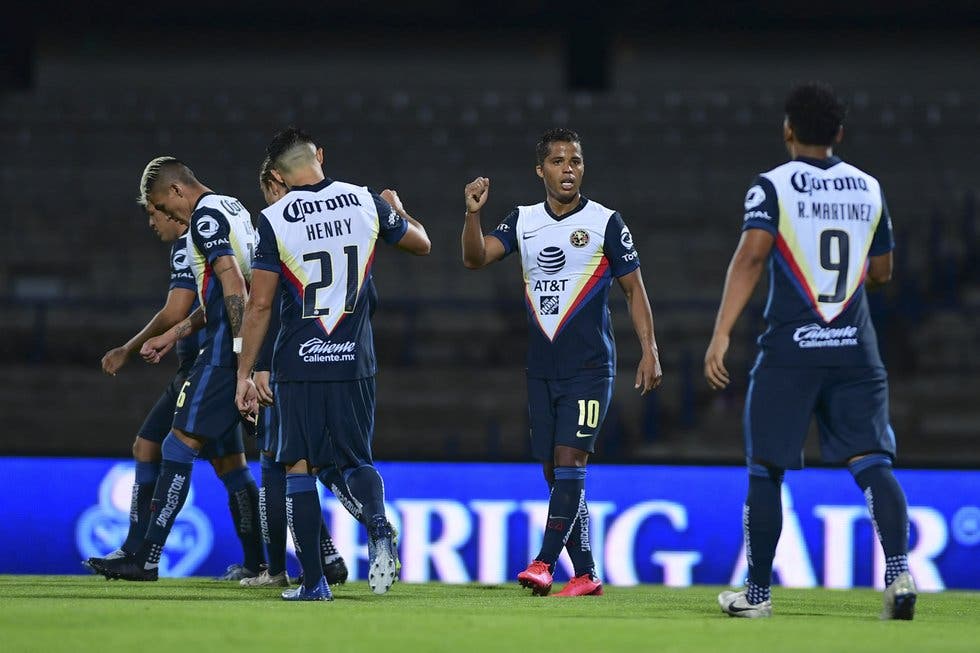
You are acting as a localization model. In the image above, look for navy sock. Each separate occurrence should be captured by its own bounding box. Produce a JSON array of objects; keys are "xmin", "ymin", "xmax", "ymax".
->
[
  {"xmin": 286, "ymin": 474, "xmax": 323, "ymax": 591},
  {"xmin": 121, "ymin": 461, "xmax": 159, "ymax": 555},
  {"xmin": 564, "ymin": 482, "xmax": 595, "ymax": 578},
  {"xmin": 849, "ymin": 455, "xmax": 910, "ymax": 586},
  {"xmin": 319, "ymin": 513, "xmax": 341, "ymax": 564},
  {"xmin": 138, "ymin": 434, "xmax": 197, "ymax": 569},
  {"xmin": 260, "ymin": 456, "xmax": 288, "ymax": 576},
  {"xmin": 344, "ymin": 464, "xmax": 386, "ymax": 523},
  {"xmin": 536, "ymin": 467, "xmax": 586, "ymax": 567},
  {"xmin": 221, "ymin": 466, "xmax": 265, "ymax": 572},
  {"xmin": 318, "ymin": 466, "xmax": 365, "ymax": 525},
  {"xmin": 744, "ymin": 464, "xmax": 784, "ymax": 594}
]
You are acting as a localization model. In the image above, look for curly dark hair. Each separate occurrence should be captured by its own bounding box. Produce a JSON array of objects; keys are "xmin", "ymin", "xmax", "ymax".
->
[
  {"xmin": 535, "ymin": 128, "xmax": 581, "ymax": 166},
  {"xmin": 785, "ymin": 82, "xmax": 847, "ymax": 147}
]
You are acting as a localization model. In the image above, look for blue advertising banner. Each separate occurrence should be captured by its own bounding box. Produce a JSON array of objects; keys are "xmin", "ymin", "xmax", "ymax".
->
[{"xmin": 0, "ymin": 458, "xmax": 977, "ymax": 590}]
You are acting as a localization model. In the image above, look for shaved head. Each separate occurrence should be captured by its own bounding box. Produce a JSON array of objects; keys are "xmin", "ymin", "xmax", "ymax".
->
[
  {"xmin": 138, "ymin": 156, "xmax": 197, "ymax": 205},
  {"xmin": 265, "ymin": 127, "xmax": 322, "ymax": 184}
]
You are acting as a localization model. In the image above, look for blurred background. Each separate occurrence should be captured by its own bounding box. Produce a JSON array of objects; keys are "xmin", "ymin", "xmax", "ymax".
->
[{"xmin": 1, "ymin": 1, "xmax": 977, "ymax": 466}]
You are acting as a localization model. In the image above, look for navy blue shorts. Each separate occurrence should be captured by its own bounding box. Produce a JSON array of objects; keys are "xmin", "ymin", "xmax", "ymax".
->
[
  {"xmin": 745, "ymin": 365, "xmax": 895, "ymax": 470},
  {"xmin": 172, "ymin": 363, "xmax": 242, "ymax": 441},
  {"xmin": 526, "ymin": 375, "xmax": 614, "ymax": 462},
  {"xmin": 138, "ymin": 367, "xmax": 245, "ymax": 459},
  {"xmin": 257, "ymin": 401, "xmax": 279, "ymax": 454},
  {"xmin": 275, "ymin": 378, "xmax": 375, "ymax": 470}
]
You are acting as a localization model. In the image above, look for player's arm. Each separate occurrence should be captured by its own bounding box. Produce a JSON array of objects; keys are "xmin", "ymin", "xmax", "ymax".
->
[
  {"xmin": 866, "ymin": 252, "xmax": 893, "ymax": 290},
  {"xmin": 212, "ymin": 254, "xmax": 248, "ymax": 339},
  {"xmin": 102, "ymin": 288, "xmax": 196, "ymax": 375},
  {"xmin": 865, "ymin": 192, "xmax": 895, "ymax": 291},
  {"xmin": 236, "ymin": 269, "xmax": 278, "ymax": 413},
  {"xmin": 140, "ymin": 306, "xmax": 207, "ymax": 364},
  {"xmin": 461, "ymin": 177, "xmax": 508, "ymax": 269},
  {"xmin": 616, "ymin": 269, "xmax": 663, "ymax": 395},
  {"xmin": 704, "ymin": 228, "xmax": 774, "ymax": 390},
  {"xmin": 380, "ymin": 189, "xmax": 431, "ymax": 255}
]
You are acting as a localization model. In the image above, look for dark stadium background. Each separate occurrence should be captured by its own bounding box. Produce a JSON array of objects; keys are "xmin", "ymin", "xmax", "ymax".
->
[{"xmin": 1, "ymin": 1, "xmax": 977, "ymax": 466}]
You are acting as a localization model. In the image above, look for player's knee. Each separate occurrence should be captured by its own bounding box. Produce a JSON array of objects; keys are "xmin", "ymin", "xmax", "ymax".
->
[
  {"xmin": 132, "ymin": 436, "xmax": 161, "ymax": 463},
  {"xmin": 847, "ymin": 452, "xmax": 892, "ymax": 479},
  {"xmin": 748, "ymin": 460, "xmax": 784, "ymax": 484},
  {"xmin": 211, "ymin": 453, "xmax": 246, "ymax": 476},
  {"xmin": 161, "ymin": 432, "xmax": 199, "ymax": 464}
]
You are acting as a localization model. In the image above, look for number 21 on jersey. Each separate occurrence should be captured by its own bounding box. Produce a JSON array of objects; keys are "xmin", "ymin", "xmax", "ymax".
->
[{"xmin": 302, "ymin": 245, "xmax": 359, "ymax": 318}]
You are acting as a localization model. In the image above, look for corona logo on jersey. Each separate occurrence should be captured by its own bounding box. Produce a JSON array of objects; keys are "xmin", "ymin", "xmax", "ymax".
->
[{"xmin": 74, "ymin": 463, "xmax": 213, "ymax": 577}]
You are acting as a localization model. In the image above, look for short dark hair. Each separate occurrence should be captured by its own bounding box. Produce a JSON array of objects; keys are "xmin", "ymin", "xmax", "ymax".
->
[
  {"xmin": 265, "ymin": 126, "xmax": 317, "ymax": 169},
  {"xmin": 259, "ymin": 157, "xmax": 278, "ymax": 187},
  {"xmin": 536, "ymin": 128, "xmax": 581, "ymax": 166},
  {"xmin": 784, "ymin": 82, "xmax": 846, "ymax": 146}
]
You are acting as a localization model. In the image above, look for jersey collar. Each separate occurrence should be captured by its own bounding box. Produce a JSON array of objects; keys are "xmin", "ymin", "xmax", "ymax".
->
[
  {"xmin": 192, "ymin": 191, "xmax": 214, "ymax": 212},
  {"xmin": 794, "ymin": 155, "xmax": 842, "ymax": 170},
  {"xmin": 291, "ymin": 178, "xmax": 334, "ymax": 192},
  {"xmin": 544, "ymin": 195, "xmax": 589, "ymax": 221}
]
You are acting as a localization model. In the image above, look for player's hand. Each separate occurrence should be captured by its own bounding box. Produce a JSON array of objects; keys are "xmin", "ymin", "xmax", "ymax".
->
[
  {"xmin": 380, "ymin": 189, "xmax": 405, "ymax": 214},
  {"xmin": 253, "ymin": 371, "xmax": 274, "ymax": 407},
  {"xmin": 704, "ymin": 334, "xmax": 731, "ymax": 390},
  {"xmin": 140, "ymin": 333, "xmax": 175, "ymax": 364},
  {"xmin": 635, "ymin": 351, "xmax": 663, "ymax": 395},
  {"xmin": 464, "ymin": 177, "xmax": 490, "ymax": 214},
  {"xmin": 236, "ymin": 376, "xmax": 259, "ymax": 420},
  {"xmin": 101, "ymin": 346, "xmax": 129, "ymax": 376}
]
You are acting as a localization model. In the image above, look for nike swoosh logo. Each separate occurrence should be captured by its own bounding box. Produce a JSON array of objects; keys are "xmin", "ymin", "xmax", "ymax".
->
[
  {"xmin": 576, "ymin": 431, "xmax": 592, "ymax": 438},
  {"xmin": 522, "ymin": 233, "xmax": 536, "ymax": 240}
]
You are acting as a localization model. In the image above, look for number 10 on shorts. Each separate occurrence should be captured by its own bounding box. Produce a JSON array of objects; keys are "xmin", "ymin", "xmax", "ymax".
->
[{"xmin": 578, "ymin": 399, "xmax": 600, "ymax": 428}]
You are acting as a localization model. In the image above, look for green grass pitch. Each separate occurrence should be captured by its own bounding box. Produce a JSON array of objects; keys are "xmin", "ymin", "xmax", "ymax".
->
[{"xmin": 1, "ymin": 576, "xmax": 977, "ymax": 652}]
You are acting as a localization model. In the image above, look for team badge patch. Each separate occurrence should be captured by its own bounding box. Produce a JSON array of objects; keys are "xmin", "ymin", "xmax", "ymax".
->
[{"xmin": 570, "ymin": 229, "xmax": 589, "ymax": 248}]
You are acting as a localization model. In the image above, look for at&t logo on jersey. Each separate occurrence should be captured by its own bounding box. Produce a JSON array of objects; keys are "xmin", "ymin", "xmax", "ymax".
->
[
  {"xmin": 537, "ymin": 247, "xmax": 566, "ymax": 275},
  {"xmin": 793, "ymin": 323, "xmax": 859, "ymax": 349},
  {"xmin": 196, "ymin": 215, "xmax": 220, "ymax": 238}
]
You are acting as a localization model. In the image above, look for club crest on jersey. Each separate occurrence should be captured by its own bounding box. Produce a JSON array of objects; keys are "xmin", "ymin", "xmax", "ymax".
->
[
  {"xmin": 620, "ymin": 226, "xmax": 634, "ymax": 250},
  {"xmin": 744, "ymin": 185, "xmax": 766, "ymax": 209},
  {"xmin": 196, "ymin": 216, "xmax": 220, "ymax": 238},
  {"xmin": 537, "ymin": 247, "xmax": 566, "ymax": 275},
  {"xmin": 172, "ymin": 249, "xmax": 189, "ymax": 270},
  {"xmin": 570, "ymin": 229, "xmax": 589, "ymax": 248},
  {"xmin": 539, "ymin": 295, "xmax": 560, "ymax": 315}
]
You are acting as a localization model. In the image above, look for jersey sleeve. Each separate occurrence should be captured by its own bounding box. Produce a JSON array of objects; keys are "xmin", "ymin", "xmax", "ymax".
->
[
  {"xmin": 255, "ymin": 292, "xmax": 281, "ymax": 372},
  {"xmin": 741, "ymin": 176, "xmax": 779, "ymax": 235},
  {"xmin": 603, "ymin": 212, "xmax": 641, "ymax": 278},
  {"xmin": 370, "ymin": 191, "xmax": 409, "ymax": 245},
  {"xmin": 869, "ymin": 190, "xmax": 895, "ymax": 256},
  {"xmin": 251, "ymin": 215, "xmax": 282, "ymax": 274},
  {"xmin": 168, "ymin": 240, "xmax": 196, "ymax": 291},
  {"xmin": 190, "ymin": 208, "xmax": 235, "ymax": 264},
  {"xmin": 487, "ymin": 208, "xmax": 519, "ymax": 258}
]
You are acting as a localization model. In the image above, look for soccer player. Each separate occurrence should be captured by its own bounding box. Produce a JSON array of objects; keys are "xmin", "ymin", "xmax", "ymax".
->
[
  {"xmin": 235, "ymin": 128, "xmax": 430, "ymax": 601},
  {"xmin": 461, "ymin": 128, "xmax": 663, "ymax": 597},
  {"xmin": 91, "ymin": 198, "xmax": 265, "ymax": 581},
  {"xmin": 704, "ymin": 82, "xmax": 916, "ymax": 619},
  {"xmin": 241, "ymin": 161, "xmax": 351, "ymax": 588},
  {"xmin": 92, "ymin": 157, "xmax": 261, "ymax": 582}
]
